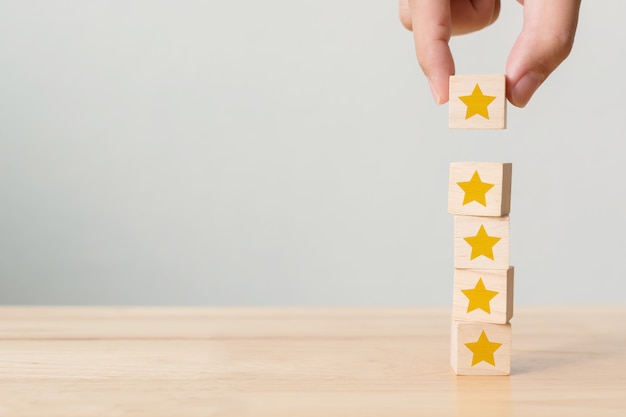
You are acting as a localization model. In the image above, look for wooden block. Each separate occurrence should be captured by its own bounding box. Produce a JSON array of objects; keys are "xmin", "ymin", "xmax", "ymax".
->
[
  {"xmin": 449, "ymin": 74, "xmax": 506, "ymax": 129},
  {"xmin": 448, "ymin": 162, "xmax": 512, "ymax": 217},
  {"xmin": 451, "ymin": 320, "xmax": 511, "ymax": 375},
  {"xmin": 452, "ymin": 267, "xmax": 514, "ymax": 324},
  {"xmin": 454, "ymin": 215, "xmax": 509, "ymax": 270}
]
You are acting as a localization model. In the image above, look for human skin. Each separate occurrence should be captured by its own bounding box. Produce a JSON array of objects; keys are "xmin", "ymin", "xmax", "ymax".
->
[{"xmin": 399, "ymin": 0, "xmax": 581, "ymax": 107}]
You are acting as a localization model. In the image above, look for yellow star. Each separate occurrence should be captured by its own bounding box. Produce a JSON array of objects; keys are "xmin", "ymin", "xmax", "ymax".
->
[
  {"xmin": 465, "ymin": 330, "xmax": 502, "ymax": 366},
  {"xmin": 457, "ymin": 171, "xmax": 494, "ymax": 207},
  {"xmin": 463, "ymin": 225, "xmax": 501, "ymax": 260},
  {"xmin": 459, "ymin": 84, "xmax": 496, "ymax": 120},
  {"xmin": 461, "ymin": 278, "xmax": 499, "ymax": 314}
]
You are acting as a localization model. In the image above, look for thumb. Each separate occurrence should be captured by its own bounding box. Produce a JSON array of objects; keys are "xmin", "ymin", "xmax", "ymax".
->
[{"xmin": 506, "ymin": 0, "xmax": 581, "ymax": 107}]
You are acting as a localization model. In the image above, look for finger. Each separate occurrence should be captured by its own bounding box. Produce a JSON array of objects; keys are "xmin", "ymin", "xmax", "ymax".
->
[
  {"xmin": 409, "ymin": 0, "xmax": 454, "ymax": 104},
  {"xmin": 449, "ymin": 0, "xmax": 501, "ymax": 36},
  {"xmin": 506, "ymin": 0, "xmax": 581, "ymax": 107},
  {"xmin": 400, "ymin": 0, "xmax": 412, "ymax": 30},
  {"xmin": 408, "ymin": 0, "xmax": 500, "ymax": 104},
  {"xmin": 403, "ymin": 0, "xmax": 500, "ymax": 34}
]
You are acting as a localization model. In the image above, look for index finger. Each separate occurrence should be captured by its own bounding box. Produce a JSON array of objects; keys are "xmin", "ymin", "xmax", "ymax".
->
[{"xmin": 409, "ymin": 0, "xmax": 454, "ymax": 104}]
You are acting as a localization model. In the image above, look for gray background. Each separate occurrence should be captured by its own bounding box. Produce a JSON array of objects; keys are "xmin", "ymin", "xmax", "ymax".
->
[{"xmin": 0, "ymin": 1, "xmax": 623, "ymax": 306}]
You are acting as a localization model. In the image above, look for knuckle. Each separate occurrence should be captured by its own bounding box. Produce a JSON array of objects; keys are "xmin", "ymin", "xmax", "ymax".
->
[
  {"xmin": 400, "ymin": 13, "xmax": 412, "ymax": 31},
  {"xmin": 398, "ymin": 0, "xmax": 412, "ymax": 31},
  {"xmin": 545, "ymin": 30, "xmax": 576, "ymax": 62}
]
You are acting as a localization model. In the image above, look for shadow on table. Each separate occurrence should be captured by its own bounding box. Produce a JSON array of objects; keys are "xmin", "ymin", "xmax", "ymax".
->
[
  {"xmin": 511, "ymin": 311, "xmax": 626, "ymax": 376},
  {"xmin": 512, "ymin": 348, "xmax": 597, "ymax": 375},
  {"xmin": 511, "ymin": 330, "xmax": 622, "ymax": 375}
]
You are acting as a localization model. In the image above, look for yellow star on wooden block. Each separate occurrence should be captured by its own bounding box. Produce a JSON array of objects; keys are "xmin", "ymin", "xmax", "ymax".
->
[
  {"xmin": 465, "ymin": 330, "xmax": 502, "ymax": 366},
  {"xmin": 457, "ymin": 171, "xmax": 494, "ymax": 207},
  {"xmin": 463, "ymin": 225, "xmax": 501, "ymax": 260},
  {"xmin": 461, "ymin": 278, "xmax": 499, "ymax": 314},
  {"xmin": 459, "ymin": 84, "xmax": 496, "ymax": 120}
]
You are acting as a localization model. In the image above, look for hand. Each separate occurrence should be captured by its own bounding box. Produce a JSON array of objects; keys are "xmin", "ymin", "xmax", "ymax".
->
[{"xmin": 399, "ymin": 0, "xmax": 581, "ymax": 107}]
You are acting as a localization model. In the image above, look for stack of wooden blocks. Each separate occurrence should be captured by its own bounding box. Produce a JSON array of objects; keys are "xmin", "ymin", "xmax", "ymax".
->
[{"xmin": 448, "ymin": 74, "xmax": 513, "ymax": 375}]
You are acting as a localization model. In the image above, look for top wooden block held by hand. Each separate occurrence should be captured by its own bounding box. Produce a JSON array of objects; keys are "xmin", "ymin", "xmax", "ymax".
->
[{"xmin": 449, "ymin": 74, "xmax": 506, "ymax": 129}]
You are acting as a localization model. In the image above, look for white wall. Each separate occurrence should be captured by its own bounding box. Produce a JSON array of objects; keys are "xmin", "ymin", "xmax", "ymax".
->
[{"xmin": 1, "ymin": 1, "xmax": 624, "ymax": 305}]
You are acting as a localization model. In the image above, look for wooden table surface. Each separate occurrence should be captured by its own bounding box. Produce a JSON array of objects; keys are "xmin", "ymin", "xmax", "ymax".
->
[{"xmin": 1, "ymin": 307, "xmax": 625, "ymax": 417}]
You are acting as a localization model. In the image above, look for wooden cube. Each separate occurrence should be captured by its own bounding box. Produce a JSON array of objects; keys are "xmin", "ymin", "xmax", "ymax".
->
[
  {"xmin": 454, "ymin": 215, "xmax": 509, "ymax": 270},
  {"xmin": 449, "ymin": 74, "xmax": 506, "ymax": 129},
  {"xmin": 453, "ymin": 267, "xmax": 514, "ymax": 324},
  {"xmin": 451, "ymin": 320, "xmax": 511, "ymax": 375},
  {"xmin": 448, "ymin": 162, "xmax": 512, "ymax": 217}
]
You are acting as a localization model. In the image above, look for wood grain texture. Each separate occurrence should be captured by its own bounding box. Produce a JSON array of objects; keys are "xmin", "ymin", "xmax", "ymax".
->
[
  {"xmin": 452, "ymin": 267, "xmax": 514, "ymax": 324},
  {"xmin": 454, "ymin": 215, "xmax": 510, "ymax": 269},
  {"xmin": 448, "ymin": 162, "xmax": 512, "ymax": 216},
  {"xmin": 1, "ymin": 307, "xmax": 626, "ymax": 416},
  {"xmin": 449, "ymin": 74, "xmax": 506, "ymax": 129}
]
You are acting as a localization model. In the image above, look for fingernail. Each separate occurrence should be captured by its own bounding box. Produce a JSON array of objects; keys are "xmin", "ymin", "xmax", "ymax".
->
[
  {"xmin": 428, "ymin": 78, "xmax": 442, "ymax": 105},
  {"xmin": 510, "ymin": 72, "xmax": 544, "ymax": 107}
]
